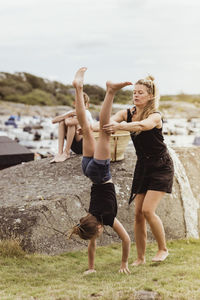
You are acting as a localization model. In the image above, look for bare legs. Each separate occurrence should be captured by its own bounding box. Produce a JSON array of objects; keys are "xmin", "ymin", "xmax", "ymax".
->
[
  {"xmin": 94, "ymin": 81, "xmax": 132, "ymax": 160},
  {"xmin": 50, "ymin": 122, "xmax": 78, "ymax": 163},
  {"xmin": 73, "ymin": 67, "xmax": 132, "ymax": 158},
  {"xmin": 132, "ymin": 190, "xmax": 168, "ymax": 266},
  {"xmin": 73, "ymin": 67, "xmax": 95, "ymax": 157},
  {"xmin": 132, "ymin": 193, "xmax": 147, "ymax": 266}
]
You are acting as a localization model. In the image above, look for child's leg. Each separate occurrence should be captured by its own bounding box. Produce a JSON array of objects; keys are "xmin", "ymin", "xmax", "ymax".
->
[
  {"xmin": 63, "ymin": 125, "xmax": 76, "ymax": 157},
  {"xmin": 74, "ymin": 125, "xmax": 82, "ymax": 142},
  {"xmin": 50, "ymin": 120, "xmax": 66, "ymax": 163},
  {"xmin": 73, "ymin": 67, "xmax": 95, "ymax": 157},
  {"xmin": 58, "ymin": 121, "xmax": 66, "ymax": 154},
  {"xmin": 94, "ymin": 81, "xmax": 132, "ymax": 160}
]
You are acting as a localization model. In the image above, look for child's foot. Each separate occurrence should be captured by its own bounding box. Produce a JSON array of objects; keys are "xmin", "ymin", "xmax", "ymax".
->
[
  {"xmin": 131, "ymin": 258, "xmax": 146, "ymax": 266},
  {"xmin": 72, "ymin": 67, "xmax": 87, "ymax": 88},
  {"xmin": 50, "ymin": 153, "xmax": 70, "ymax": 163},
  {"xmin": 152, "ymin": 250, "xmax": 169, "ymax": 262},
  {"xmin": 106, "ymin": 81, "xmax": 132, "ymax": 93}
]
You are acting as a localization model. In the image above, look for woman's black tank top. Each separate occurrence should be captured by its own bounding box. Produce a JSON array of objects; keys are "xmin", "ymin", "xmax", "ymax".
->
[{"xmin": 127, "ymin": 108, "xmax": 167, "ymax": 158}]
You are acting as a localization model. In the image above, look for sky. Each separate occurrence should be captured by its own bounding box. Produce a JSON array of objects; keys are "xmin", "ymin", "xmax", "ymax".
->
[{"xmin": 0, "ymin": 0, "xmax": 200, "ymax": 95}]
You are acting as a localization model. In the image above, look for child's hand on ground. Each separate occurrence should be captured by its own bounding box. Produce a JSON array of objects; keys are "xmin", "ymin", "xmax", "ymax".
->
[
  {"xmin": 83, "ymin": 269, "xmax": 96, "ymax": 275},
  {"xmin": 119, "ymin": 262, "xmax": 130, "ymax": 274}
]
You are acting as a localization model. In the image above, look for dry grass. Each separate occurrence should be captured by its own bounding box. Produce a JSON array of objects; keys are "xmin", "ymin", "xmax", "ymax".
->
[{"xmin": 0, "ymin": 238, "xmax": 25, "ymax": 258}]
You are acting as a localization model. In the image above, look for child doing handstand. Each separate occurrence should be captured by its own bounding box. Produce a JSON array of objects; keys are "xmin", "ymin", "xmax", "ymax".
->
[{"xmin": 69, "ymin": 67, "xmax": 132, "ymax": 275}]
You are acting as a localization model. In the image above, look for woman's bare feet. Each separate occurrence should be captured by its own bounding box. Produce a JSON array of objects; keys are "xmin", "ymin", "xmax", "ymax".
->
[
  {"xmin": 131, "ymin": 258, "xmax": 146, "ymax": 267},
  {"xmin": 50, "ymin": 152, "xmax": 70, "ymax": 163},
  {"xmin": 152, "ymin": 250, "xmax": 169, "ymax": 262},
  {"xmin": 106, "ymin": 81, "xmax": 133, "ymax": 92},
  {"xmin": 72, "ymin": 67, "xmax": 87, "ymax": 88},
  {"xmin": 83, "ymin": 269, "xmax": 96, "ymax": 275}
]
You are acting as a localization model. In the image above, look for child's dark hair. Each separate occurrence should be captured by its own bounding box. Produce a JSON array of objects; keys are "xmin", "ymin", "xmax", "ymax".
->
[{"xmin": 68, "ymin": 213, "xmax": 101, "ymax": 240}]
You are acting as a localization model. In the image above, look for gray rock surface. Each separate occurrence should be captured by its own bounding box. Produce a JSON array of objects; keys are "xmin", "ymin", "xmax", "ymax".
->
[
  {"xmin": 134, "ymin": 290, "xmax": 161, "ymax": 300},
  {"xmin": 0, "ymin": 145, "xmax": 200, "ymax": 254}
]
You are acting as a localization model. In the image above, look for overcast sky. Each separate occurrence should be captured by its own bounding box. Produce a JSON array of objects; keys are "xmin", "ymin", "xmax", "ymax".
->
[{"xmin": 0, "ymin": 0, "xmax": 200, "ymax": 94}]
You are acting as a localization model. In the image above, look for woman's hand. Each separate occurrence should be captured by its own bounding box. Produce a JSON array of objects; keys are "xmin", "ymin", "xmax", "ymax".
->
[{"xmin": 103, "ymin": 121, "xmax": 120, "ymax": 134}]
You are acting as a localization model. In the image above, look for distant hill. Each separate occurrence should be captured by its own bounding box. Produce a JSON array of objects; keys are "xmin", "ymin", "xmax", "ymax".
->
[
  {"xmin": 0, "ymin": 72, "xmax": 132, "ymax": 106},
  {"xmin": 0, "ymin": 72, "xmax": 200, "ymax": 107},
  {"xmin": 160, "ymin": 93, "xmax": 200, "ymax": 106}
]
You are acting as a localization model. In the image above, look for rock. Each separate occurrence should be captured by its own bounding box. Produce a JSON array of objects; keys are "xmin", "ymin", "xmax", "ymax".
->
[
  {"xmin": 0, "ymin": 145, "xmax": 200, "ymax": 254},
  {"xmin": 193, "ymin": 136, "xmax": 200, "ymax": 146},
  {"xmin": 134, "ymin": 290, "xmax": 161, "ymax": 300}
]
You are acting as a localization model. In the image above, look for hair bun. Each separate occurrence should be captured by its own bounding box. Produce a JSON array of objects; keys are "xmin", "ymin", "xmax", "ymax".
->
[{"xmin": 145, "ymin": 75, "xmax": 155, "ymax": 82}]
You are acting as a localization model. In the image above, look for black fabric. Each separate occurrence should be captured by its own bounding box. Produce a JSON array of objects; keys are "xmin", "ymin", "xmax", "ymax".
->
[
  {"xmin": 89, "ymin": 182, "xmax": 117, "ymax": 227},
  {"xmin": 127, "ymin": 108, "xmax": 167, "ymax": 158},
  {"xmin": 127, "ymin": 108, "xmax": 174, "ymax": 203},
  {"xmin": 71, "ymin": 137, "xmax": 83, "ymax": 154}
]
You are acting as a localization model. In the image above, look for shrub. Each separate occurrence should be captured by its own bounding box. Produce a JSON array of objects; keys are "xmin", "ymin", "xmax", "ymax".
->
[
  {"xmin": 83, "ymin": 84, "xmax": 105, "ymax": 104},
  {"xmin": 115, "ymin": 90, "xmax": 132, "ymax": 104},
  {"xmin": 23, "ymin": 72, "xmax": 47, "ymax": 90},
  {"xmin": 56, "ymin": 93, "xmax": 74, "ymax": 106},
  {"xmin": 0, "ymin": 86, "xmax": 17, "ymax": 98},
  {"xmin": 0, "ymin": 238, "xmax": 25, "ymax": 258},
  {"xmin": 5, "ymin": 89, "xmax": 57, "ymax": 106}
]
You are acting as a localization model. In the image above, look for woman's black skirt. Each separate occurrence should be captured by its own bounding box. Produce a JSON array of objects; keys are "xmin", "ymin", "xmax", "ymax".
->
[{"xmin": 129, "ymin": 151, "xmax": 174, "ymax": 203}]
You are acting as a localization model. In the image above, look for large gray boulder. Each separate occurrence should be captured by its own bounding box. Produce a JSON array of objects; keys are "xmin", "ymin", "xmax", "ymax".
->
[{"xmin": 0, "ymin": 145, "xmax": 199, "ymax": 254}]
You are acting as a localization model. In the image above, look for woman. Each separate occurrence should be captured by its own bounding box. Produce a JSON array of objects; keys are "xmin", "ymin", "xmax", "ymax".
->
[
  {"xmin": 103, "ymin": 76, "xmax": 174, "ymax": 266},
  {"xmin": 69, "ymin": 67, "xmax": 131, "ymax": 274}
]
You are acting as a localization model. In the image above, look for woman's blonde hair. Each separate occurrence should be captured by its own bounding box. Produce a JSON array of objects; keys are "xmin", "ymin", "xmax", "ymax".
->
[{"xmin": 135, "ymin": 75, "xmax": 160, "ymax": 121}]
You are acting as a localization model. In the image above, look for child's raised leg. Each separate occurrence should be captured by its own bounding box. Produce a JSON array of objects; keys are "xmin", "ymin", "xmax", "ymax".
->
[
  {"xmin": 72, "ymin": 67, "xmax": 95, "ymax": 157},
  {"xmin": 50, "ymin": 120, "xmax": 66, "ymax": 163},
  {"xmin": 94, "ymin": 81, "xmax": 132, "ymax": 160}
]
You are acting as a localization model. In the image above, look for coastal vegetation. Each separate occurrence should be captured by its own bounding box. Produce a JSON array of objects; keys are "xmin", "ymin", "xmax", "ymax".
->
[
  {"xmin": 0, "ymin": 72, "xmax": 132, "ymax": 106},
  {"xmin": 0, "ymin": 72, "xmax": 200, "ymax": 106},
  {"xmin": 0, "ymin": 238, "xmax": 200, "ymax": 299}
]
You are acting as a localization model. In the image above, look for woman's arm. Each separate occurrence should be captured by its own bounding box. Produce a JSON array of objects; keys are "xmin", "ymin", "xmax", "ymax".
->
[
  {"xmin": 83, "ymin": 237, "xmax": 97, "ymax": 275},
  {"xmin": 91, "ymin": 109, "xmax": 127, "ymax": 132},
  {"xmin": 111, "ymin": 109, "xmax": 127, "ymax": 122},
  {"xmin": 103, "ymin": 113, "xmax": 161, "ymax": 133},
  {"xmin": 52, "ymin": 111, "xmax": 76, "ymax": 124},
  {"xmin": 112, "ymin": 218, "xmax": 130, "ymax": 274}
]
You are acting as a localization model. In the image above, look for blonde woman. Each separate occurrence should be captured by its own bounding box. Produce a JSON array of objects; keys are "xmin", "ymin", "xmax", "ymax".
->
[{"xmin": 103, "ymin": 76, "xmax": 174, "ymax": 266}]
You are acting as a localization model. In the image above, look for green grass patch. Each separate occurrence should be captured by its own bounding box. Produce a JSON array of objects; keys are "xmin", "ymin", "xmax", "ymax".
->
[{"xmin": 0, "ymin": 239, "xmax": 200, "ymax": 299}]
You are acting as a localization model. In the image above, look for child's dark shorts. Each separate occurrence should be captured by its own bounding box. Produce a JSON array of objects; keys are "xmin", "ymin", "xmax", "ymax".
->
[
  {"xmin": 71, "ymin": 137, "xmax": 82, "ymax": 154},
  {"xmin": 82, "ymin": 156, "xmax": 111, "ymax": 184}
]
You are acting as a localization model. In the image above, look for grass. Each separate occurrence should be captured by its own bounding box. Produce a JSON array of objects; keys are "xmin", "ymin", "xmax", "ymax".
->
[{"xmin": 0, "ymin": 239, "xmax": 200, "ymax": 299}]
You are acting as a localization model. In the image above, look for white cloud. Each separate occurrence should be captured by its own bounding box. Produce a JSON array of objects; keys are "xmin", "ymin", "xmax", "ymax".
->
[{"xmin": 0, "ymin": 0, "xmax": 200, "ymax": 94}]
